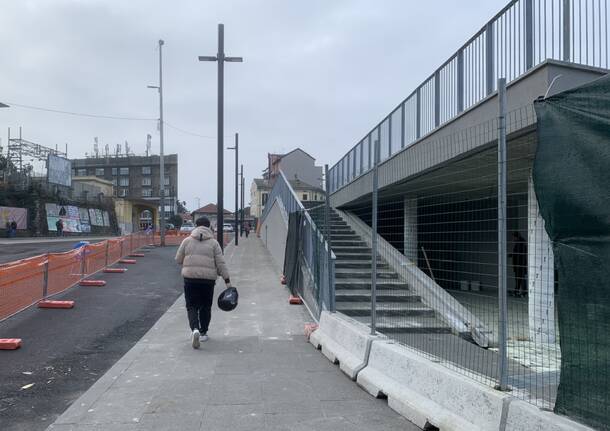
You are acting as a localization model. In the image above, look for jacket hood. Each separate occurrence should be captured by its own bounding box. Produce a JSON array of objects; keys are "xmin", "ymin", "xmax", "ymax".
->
[{"xmin": 190, "ymin": 226, "xmax": 214, "ymax": 241}]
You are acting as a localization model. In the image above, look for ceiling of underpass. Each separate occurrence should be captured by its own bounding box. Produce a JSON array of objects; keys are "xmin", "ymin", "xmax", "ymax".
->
[{"xmin": 341, "ymin": 130, "xmax": 536, "ymax": 209}]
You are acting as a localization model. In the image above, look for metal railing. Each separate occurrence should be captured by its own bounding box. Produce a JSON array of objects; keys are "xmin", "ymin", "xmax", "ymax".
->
[
  {"xmin": 260, "ymin": 170, "xmax": 336, "ymax": 319},
  {"xmin": 329, "ymin": 0, "xmax": 610, "ymax": 194}
]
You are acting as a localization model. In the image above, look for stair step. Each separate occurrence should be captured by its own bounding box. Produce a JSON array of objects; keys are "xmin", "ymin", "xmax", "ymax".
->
[
  {"xmin": 335, "ymin": 269, "xmax": 398, "ymax": 279},
  {"xmin": 331, "ymin": 240, "xmax": 367, "ymax": 247},
  {"xmin": 338, "ymin": 302, "xmax": 435, "ymax": 317},
  {"xmin": 333, "ymin": 245, "xmax": 371, "ymax": 252},
  {"xmin": 335, "ymin": 260, "xmax": 388, "ymax": 269},
  {"xmin": 335, "ymin": 280, "xmax": 410, "ymax": 290},
  {"xmin": 352, "ymin": 316, "xmax": 452, "ymax": 334},
  {"xmin": 335, "ymin": 290, "xmax": 421, "ymax": 303},
  {"xmin": 334, "ymin": 253, "xmax": 380, "ymax": 261}
]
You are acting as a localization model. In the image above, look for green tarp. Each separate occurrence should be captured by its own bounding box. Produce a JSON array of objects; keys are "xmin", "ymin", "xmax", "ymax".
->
[{"xmin": 534, "ymin": 74, "xmax": 610, "ymax": 431}]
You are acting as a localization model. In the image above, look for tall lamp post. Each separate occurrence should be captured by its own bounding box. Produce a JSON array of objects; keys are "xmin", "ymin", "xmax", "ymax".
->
[
  {"xmin": 240, "ymin": 164, "xmax": 244, "ymax": 237},
  {"xmin": 148, "ymin": 39, "xmax": 166, "ymax": 247},
  {"xmin": 0, "ymin": 103, "xmax": 9, "ymax": 183},
  {"xmin": 198, "ymin": 23, "xmax": 242, "ymax": 249},
  {"xmin": 227, "ymin": 133, "xmax": 239, "ymax": 245}
]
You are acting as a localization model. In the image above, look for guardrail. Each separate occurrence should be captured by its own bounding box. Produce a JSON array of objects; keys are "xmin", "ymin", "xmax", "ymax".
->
[
  {"xmin": 260, "ymin": 171, "xmax": 336, "ymax": 319},
  {"xmin": 328, "ymin": 0, "xmax": 610, "ymax": 194}
]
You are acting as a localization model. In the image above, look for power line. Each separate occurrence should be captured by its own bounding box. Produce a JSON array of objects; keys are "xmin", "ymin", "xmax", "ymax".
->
[
  {"xmin": 5, "ymin": 102, "xmax": 156, "ymax": 121},
  {"xmin": 163, "ymin": 121, "xmax": 216, "ymax": 139}
]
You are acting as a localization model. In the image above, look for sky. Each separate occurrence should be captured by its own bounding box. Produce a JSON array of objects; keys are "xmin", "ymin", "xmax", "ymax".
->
[{"xmin": 0, "ymin": 0, "xmax": 507, "ymax": 211}]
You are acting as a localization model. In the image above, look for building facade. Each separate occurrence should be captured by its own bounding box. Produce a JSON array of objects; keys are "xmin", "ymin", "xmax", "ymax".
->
[
  {"xmin": 71, "ymin": 154, "xmax": 178, "ymax": 227},
  {"xmin": 251, "ymin": 148, "xmax": 325, "ymax": 218}
]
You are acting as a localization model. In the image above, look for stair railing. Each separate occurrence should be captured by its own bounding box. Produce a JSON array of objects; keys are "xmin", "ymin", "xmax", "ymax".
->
[{"xmin": 260, "ymin": 170, "xmax": 336, "ymax": 318}]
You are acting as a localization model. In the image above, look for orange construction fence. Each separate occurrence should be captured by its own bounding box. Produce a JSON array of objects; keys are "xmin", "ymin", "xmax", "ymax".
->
[{"xmin": 0, "ymin": 232, "xmax": 154, "ymax": 322}]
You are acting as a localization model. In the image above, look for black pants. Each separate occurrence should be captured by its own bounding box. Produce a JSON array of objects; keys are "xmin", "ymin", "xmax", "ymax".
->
[{"xmin": 184, "ymin": 278, "xmax": 215, "ymax": 333}]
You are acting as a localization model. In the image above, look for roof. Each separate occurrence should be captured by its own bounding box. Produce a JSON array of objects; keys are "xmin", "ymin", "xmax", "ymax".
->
[
  {"xmin": 270, "ymin": 148, "xmax": 316, "ymax": 165},
  {"xmin": 288, "ymin": 179, "xmax": 325, "ymax": 194},
  {"xmin": 253, "ymin": 178, "xmax": 272, "ymax": 189},
  {"xmin": 192, "ymin": 203, "xmax": 233, "ymax": 215}
]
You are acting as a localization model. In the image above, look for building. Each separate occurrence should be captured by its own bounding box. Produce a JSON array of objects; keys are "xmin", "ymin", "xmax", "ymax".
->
[
  {"xmin": 250, "ymin": 148, "xmax": 325, "ymax": 218},
  {"xmin": 71, "ymin": 154, "xmax": 178, "ymax": 227},
  {"xmin": 265, "ymin": 148, "xmax": 323, "ymax": 188},
  {"xmin": 191, "ymin": 203, "xmax": 232, "ymax": 229},
  {"xmin": 71, "ymin": 176, "xmax": 114, "ymax": 200}
]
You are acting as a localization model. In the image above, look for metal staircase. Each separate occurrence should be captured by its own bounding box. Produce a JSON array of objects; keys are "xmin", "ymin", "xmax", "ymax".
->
[{"xmin": 304, "ymin": 202, "xmax": 451, "ymax": 334}]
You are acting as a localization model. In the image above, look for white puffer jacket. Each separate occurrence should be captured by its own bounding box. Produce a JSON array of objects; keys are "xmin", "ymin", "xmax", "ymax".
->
[{"xmin": 175, "ymin": 226, "xmax": 230, "ymax": 282}]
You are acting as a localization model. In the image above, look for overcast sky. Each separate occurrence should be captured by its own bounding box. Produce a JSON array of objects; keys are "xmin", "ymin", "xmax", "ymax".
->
[{"xmin": 0, "ymin": 0, "xmax": 507, "ymax": 211}]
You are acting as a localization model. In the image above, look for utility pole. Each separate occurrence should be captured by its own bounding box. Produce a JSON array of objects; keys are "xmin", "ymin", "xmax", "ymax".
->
[
  {"xmin": 227, "ymin": 133, "xmax": 239, "ymax": 245},
  {"xmin": 198, "ymin": 24, "xmax": 243, "ymax": 249},
  {"xmin": 240, "ymin": 164, "xmax": 244, "ymax": 237},
  {"xmin": 148, "ymin": 39, "xmax": 166, "ymax": 246}
]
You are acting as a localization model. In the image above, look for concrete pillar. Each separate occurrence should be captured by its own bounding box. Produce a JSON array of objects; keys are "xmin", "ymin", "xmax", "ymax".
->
[
  {"xmin": 403, "ymin": 197, "xmax": 418, "ymax": 263},
  {"xmin": 527, "ymin": 177, "xmax": 556, "ymax": 343}
]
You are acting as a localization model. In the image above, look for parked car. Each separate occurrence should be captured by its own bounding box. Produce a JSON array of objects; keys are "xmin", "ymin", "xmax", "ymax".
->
[
  {"xmin": 223, "ymin": 223, "xmax": 234, "ymax": 232},
  {"xmin": 165, "ymin": 223, "xmax": 175, "ymax": 230},
  {"xmin": 180, "ymin": 221, "xmax": 195, "ymax": 233}
]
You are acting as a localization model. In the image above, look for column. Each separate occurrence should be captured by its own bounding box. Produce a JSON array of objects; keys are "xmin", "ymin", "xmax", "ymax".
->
[
  {"xmin": 528, "ymin": 176, "xmax": 556, "ymax": 343},
  {"xmin": 403, "ymin": 197, "xmax": 418, "ymax": 263}
]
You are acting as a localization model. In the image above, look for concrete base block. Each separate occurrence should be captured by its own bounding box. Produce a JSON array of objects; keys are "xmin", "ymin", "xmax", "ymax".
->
[
  {"xmin": 505, "ymin": 399, "xmax": 594, "ymax": 431},
  {"xmin": 309, "ymin": 311, "xmax": 377, "ymax": 380},
  {"xmin": 357, "ymin": 340, "xmax": 508, "ymax": 431}
]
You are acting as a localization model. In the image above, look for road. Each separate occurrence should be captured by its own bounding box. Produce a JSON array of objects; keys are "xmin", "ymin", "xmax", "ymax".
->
[
  {"xmin": 0, "ymin": 246, "xmax": 183, "ymax": 431},
  {"xmin": 0, "ymin": 238, "xmax": 110, "ymax": 265}
]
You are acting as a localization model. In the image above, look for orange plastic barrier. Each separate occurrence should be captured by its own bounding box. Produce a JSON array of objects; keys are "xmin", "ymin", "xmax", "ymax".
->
[
  {"xmin": 0, "ymin": 338, "xmax": 22, "ymax": 350},
  {"xmin": 0, "ymin": 232, "xmax": 151, "ymax": 323},
  {"xmin": 38, "ymin": 300, "xmax": 74, "ymax": 309},
  {"xmin": 0, "ymin": 255, "xmax": 46, "ymax": 321}
]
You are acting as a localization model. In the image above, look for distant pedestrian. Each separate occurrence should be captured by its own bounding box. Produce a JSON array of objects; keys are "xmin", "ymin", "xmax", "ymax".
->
[
  {"xmin": 10, "ymin": 220, "xmax": 17, "ymax": 238},
  {"xmin": 5, "ymin": 221, "xmax": 11, "ymax": 238},
  {"xmin": 56, "ymin": 219, "xmax": 64, "ymax": 237},
  {"xmin": 244, "ymin": 222, "xmax": 250, "ymax": 238},
  {"xmin": 510, "ymin": 232, "xmax": 527, "ymax": 297},
  {"xmin": 175, "ymin": 216, "xmax": 231, "ymax": 349}
]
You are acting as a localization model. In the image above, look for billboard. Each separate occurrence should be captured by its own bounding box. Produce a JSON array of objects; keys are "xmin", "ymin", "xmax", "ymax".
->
[
  {"xmin": 0, "ymin": 206, "xmax": 27, "ymax": 229},
  {"xmin": 46, "ymin": 203, "xmax": 81, "ymax": 232},
  {"xmin": 47, "ymin": 154, "xmax": 72, "ymax": 187}
]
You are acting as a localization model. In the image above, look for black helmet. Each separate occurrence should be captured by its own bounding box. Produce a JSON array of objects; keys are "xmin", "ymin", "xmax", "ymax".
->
[{"xmin": 218, "ymin": 287, "xmax": 238, "ymax": 312}]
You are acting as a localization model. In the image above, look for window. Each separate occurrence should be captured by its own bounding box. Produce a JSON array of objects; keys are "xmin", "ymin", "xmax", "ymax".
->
[
  {"xmin": 95, "ymin": 168, "xmax": 105, "ymax": 176},
  {"xmin": 164, "ymin": 188, "xmax": 170, "ymax": 197},
  {"xmin": 111, "ymin": 179, "xmax": 117, "ymax": 186},
  {"xmin": 302, "ymin": 194, "xmax": 308, "ymax": 201},
  {"xmin": 262, "ymin": 193, "xmax": 268, "ymax": 206},
  {"xmin": 77, "ymin": 169, "xmax": 87, "ymax": 176},
  {"xmin": 112, "ymin": 168, "xmax": 117, "ymax": 175},
  {"xmin": 119, "ymin": 167, "xmax": 129, "ymax": 175},
  {"xmin": 141, "ymin": 188, "xmax": 152, "ymax": 197},
  {"xmin": 119, "ymin": 177, "xmax": 129, "ymax": 186},
  {"xmin": 119, "ymin": 188, "xmax": 127, "ymax": 197},
  {"xmin": 164, "ymin": 177, "xmax": 170, "ymax": 186},
  {"xmin": 142, "ymin": 177, "xmax": 152, "ymax": 186},
  {"xmin": 142, "ymin": 166, "xmax": 151, "ymax": 175}
]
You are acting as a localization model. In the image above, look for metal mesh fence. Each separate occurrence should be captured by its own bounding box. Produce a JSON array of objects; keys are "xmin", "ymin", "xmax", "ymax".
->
[{"xmin": 323, "ymin": 103, "xmax": 565, "ymax": 411}]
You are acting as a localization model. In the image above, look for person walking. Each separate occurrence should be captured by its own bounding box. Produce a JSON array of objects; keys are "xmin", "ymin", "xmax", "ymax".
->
[
  {"xmin": 56, "ymin": 219, "xmax": 64, "ymax": 237},
  {"xmin": 510, "ymin": 231, "xmax": 527, "ymax": 297},
  {"xmin": 244, "ymin": 222, "xmax": 250, "ymax": 238},
  {"xmin": 10, "ymin": 220, "xmax": 17, "ymax": 238},
  {"xmin": 175, "ymin": 216, "xmax": 231, "ymax": 349}
]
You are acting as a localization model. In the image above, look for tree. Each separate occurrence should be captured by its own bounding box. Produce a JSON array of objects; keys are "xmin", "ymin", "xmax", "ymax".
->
[{"xmin": 168, "ymin": 214, "xmax": 183, "ymax": 228}]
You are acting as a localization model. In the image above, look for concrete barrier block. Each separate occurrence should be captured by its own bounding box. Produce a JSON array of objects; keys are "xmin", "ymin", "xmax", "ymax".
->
[
  {"xmin": 505, "ymin": 399, "xmax": 594, "ymax": 431},
  {"xmin": 357, "ymin": 340, "xmax": 508, "ymax": 431},
  {"xmin": 309, "ymin": 311, "xmax": 376, "ymax": 380}
]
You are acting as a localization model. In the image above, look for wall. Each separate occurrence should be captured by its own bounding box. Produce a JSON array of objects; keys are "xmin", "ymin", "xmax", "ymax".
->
[
  {"xmin": 260, "ymin": 198, "xmax": 288, "ymax": 271},
  {"xmin": 279, "ymin": 150, "xmax": 323, "ymax": 188}
]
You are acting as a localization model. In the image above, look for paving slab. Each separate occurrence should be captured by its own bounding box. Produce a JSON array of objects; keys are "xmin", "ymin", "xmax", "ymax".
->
[{"xmin": 46, "ymin": 237, "xmax": 419, "ymax": 430}]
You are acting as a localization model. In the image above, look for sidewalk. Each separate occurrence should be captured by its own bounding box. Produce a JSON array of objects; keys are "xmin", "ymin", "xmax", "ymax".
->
[
  {"xmin": 0, "ymin": 236, "xmax": 115, "ymax": 245},
  {"xmin": 46, "ymin": 236, "xmax": 417, "ymax": 431}
]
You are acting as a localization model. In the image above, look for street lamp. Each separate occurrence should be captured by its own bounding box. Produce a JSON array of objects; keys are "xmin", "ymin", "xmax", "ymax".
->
[
  {"xmin": 148, "ymin": 39, "xmax": 166, "ymax": 247},
  {"xmin": 227, "ymin": 133, "xmax": 239, "ymax": 245},
  {"xmin": 198, "ymin": 23, "xmax": 242, "ymax": 249}
]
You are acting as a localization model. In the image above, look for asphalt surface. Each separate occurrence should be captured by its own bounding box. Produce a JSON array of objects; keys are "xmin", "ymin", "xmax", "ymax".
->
[
  {"xmin": 0, "ymin": 239, "xmax": 106, "ymax": 265},
  {"xmin": 0, "ymin": 246, "xmax": 184, "ymax": 431}
]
